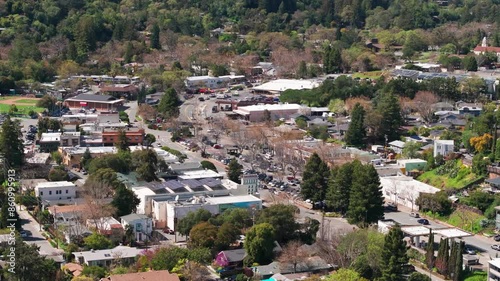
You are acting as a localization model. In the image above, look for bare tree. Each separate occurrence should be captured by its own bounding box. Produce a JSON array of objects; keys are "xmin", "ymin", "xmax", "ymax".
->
[
  {"xmin": 413, "ymin": 91, "xmax": 439, "ymax": 124},
  {"xmin": 138, "ymin": 104, "xmax": 157, "ymax": 121},
  {"xmin": 278, "ymin": 240, "xmax": 309, "ymax": 273},
  {"xmin": 181, "ymin": 261, "xmax": 211, "ymax": 281},
  {"xmin": 399, "ymin": 97, "xmax": 414, "ymax": 124}
]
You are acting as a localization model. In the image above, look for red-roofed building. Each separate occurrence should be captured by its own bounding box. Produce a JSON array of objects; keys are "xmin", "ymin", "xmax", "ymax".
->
[{"xmin": 473, "ymin": 37, "xmax": 500, "ymax": 59}]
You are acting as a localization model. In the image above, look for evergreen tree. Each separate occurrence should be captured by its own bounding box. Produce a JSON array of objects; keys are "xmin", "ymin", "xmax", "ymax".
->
[
  {"xmin": 347, "ymin": 164, "xmax": 385, "ymax": 226},
  {"xmin": 376, "ymin": 92, "xmax": 403, "ymax": 141},
  {"xmin": 448, "ymin": 241, "xmax": 457, "ymax": 279},
  {"xmin": 435, "ymin": 238, "xmax": 449, "ymax": 276},
  {"xmin": 115, "ymin": 129, "xmax": 130, "ymax": 152},
  {"xmin": 297, "ymin": 60, "xmax": 308, "ymax": 78},
  {"xmin": 123, "ymin": 41, "xmax": 133, "ymax": 63},
  {"xmin": 137, "ymin": 85, "xmax": 147, "ymax": 105},
  {"xmin": 226, "ymin": 158, "xmax": 243, "ymax": 183},
  {"xmin": 80, "ymin": 148, "xmax": 92, "ymax": 170},
  {"xmin": 425, "ymin": 230, "xmax": 435, "ymax": 271},
  {"xmin": 453, "ymin": 241, "xmax": 464, "ymax": 281},
  {"xmin": 379, "ymin": 225, "xmax": 409, "ymax": 281},
  {"xmin": 326, "ymin": 161, "xmax": 357, "ymax": 213},
  {"xmin": 463, "ymin": 56, "xmax": 478, "ymax": 71},
  {"xmin": 111, "ymin": 184, "xmax": 141, "ymax": 217},
  {"xmin": 0, "ymin": 116, "xmax": 24, "ymax": 168},
  {"xmin": 244, "ymin": 223, "xmax": 275, "ymax": 265},
  {"xmin": 300, "ymin": 152, "xmax": 329, "ymax": 202},
  {"xmin": 150, "ymin": 23, "xmax": 161, "ymax": 49},
  {"xmin": 345, "ymin": 103, "xmax": 366, "ymax": 147},
  {"xmin": 158, "ymin": 88, "xmax": 180, "ymax": 119}
]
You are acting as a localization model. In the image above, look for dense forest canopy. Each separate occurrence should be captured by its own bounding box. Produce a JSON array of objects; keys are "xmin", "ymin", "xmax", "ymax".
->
[{"xmin": 0, "ymin": 0, "xmax": 499, "ymax": 91}]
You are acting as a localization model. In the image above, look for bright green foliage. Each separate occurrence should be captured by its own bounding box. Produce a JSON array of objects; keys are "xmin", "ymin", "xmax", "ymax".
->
[
  {"xmin": 257, "ymin": 204, "xmax": 299, "ymax": 243},
  {"xmin": 188, "ymin": 222, "xmax": 218, "ymax": 249},
  {"xmin": 408, "ymin": 272, "xmax": 431, "ymax": 281},
  {"xmin": 300, "ymin": 153, "xmax": 329, "ymax": 202},
  {"xmin": 131, "ymin": 149, "xmax": 159, "ymax": 182},
  {"xmin": 344, "ymin": 103, "xmax": 366, "ymax": 147},
  {"xmin": 425, "ymin": 230, "xmax": 435, "ymax": 270},
  {"xmin": 0, "ymin": 116, "xmax": 24, "ymax": 168},
  {"xmin": 210, "ymin": 208, "xmax": 252, "ymax": 230},
  {"xmin": 81, "ymin": 266, "xmax": 107, "ymax": 280},
  {"xmin": 201, "ymin": 160, "xmax": 217, "ymax": 172},
  {"xmin": 112, "ymin": 184, "xmax": 140, "ymax": 217},
  {"xmin": 325, "ymin": 268, "xmax": 368, "ymax": 281},
  {"xmin": 379, "ymin": 225, "xmax": 409, "ymax": 281},
  {"xmin": 463, "ymin": 56, "xmax": 478, "ymax": 71},
  {"xmin": 116, "ymin": 129, "xmax": 130, "ymax": 152},
  {"xmin": 150, "ymin": 247, "xmax": 189, "ymax": 271},
  {"xmin": 244, "ymin": 223, "xmax": 275, "ymax": 265},
  {"xmin": 215, "ymin": 222, "xmax": 241, "ymax": 251},
  {"xmin": 177, "ymin": 209, "xmax": 213, "ymax": 236},
  {"xmin": 83, "ymin": 232, "xmax": 112, "ymax": 250},
  {"xmin": 435, "ymin": 238, "xmax": 449, "ymax": 276}
]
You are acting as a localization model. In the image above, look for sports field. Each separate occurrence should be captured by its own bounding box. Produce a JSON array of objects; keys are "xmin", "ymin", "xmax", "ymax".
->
[{"xmin": 0, "ymin": 97, "xmax": 45, "ymax": 114}]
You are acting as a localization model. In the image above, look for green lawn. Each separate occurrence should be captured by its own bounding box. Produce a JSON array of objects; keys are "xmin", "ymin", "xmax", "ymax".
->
[
  {"xmin": 424, "ymin": 209, "xmax": 486, "ymax": 234},
  {"xmin": 14, "ymin": 99, "xmax": 38, "ymax": 104},
  {"xmin": 0, "ymin": 104, "xmax": 45, "ymax": 114},
  {"xmin": 417, "ymin": 161, "xmax": 481, "ymax": 189},
  {"xmin": 463, "ymin": 271, "xmax": 487, "ymax": 281},
  {"xmin": 352, "ymin": 71, "xmax": 384, "ymax": 79}
]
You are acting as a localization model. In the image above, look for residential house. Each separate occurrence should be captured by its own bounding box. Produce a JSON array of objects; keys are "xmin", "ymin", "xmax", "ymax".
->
[
  {"xmin": 39, "ymin": 132, "xmax": 62, "ymax": 152},
  {"xmin": 388, "ymin": 140, "xmax": 406, "ymax": 154},
  {"xmin": 215, "ymin": 249, "xmax": 246, "ymax": 271},
  {"xmin": 397, "ymin": 159, "xmax": 427, "ymax": 175},
  {"xmin": 433, "ymin": 102, "xmax": 454, "ymax": 112},
  {"xmin": 434, "ymin": 140, "xmax": 454, "ymax": 157},
  {"xmin": 86, "ymin": 217, "xmax": 124, "ymax": 243},
  {"xmin": 73, "ymin": 246, "xmax": 144, "ymax": 267},
  {"xmin": 253, "ymin": 256, "xmax": 334, "ymax": 279},
  {"xmin": 100, "ymin": 270, "xmax": 180, "ymax": 281},
  {"xmin": 64, "ymin": 223, "xmax": 93, "ymax": 244},
  {"xmin": 120, "ymin": 214, "xmax": 153, "ymax": 242},
  {"xmin": 35, "ymin": 181, "xmax": 76, "ymax": 202},
  {"xmin": 61, "ymin": 132, "xmax": 81, "ymax": 147}
]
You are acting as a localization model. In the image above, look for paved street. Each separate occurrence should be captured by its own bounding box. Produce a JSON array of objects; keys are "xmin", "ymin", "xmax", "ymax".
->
[{"xmin": 17, "ymin": 206, "xmax": 63, "ymax": 256}]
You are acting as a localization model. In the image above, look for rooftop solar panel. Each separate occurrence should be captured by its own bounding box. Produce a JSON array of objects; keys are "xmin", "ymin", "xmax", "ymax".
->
[{"xmin": 164, "ymin": 180, "xmax": 185, "ymax": 190}]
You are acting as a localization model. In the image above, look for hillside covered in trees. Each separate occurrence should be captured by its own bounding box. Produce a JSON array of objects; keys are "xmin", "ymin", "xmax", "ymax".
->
[{"xmin": 0, "ymin": 0, "xmax": 500, "ymax": 91}]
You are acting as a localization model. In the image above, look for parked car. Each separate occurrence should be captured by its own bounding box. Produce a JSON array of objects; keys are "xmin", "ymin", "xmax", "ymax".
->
[
  {"xmin": 163, "ymin": 228, "xmax": 174, "ymax": 235},
  {"xmin": 491, "ymin": 244, "xmax": 500, "ymax": 251},
  {"xmin": 464, "ymin": 247, "xmax": 475, "ymax": 255},
  {"xmin": 409, "ymin": 212, "xmax": 420, "ymax": 218},
  {"xmin": 417, "ymin": 219, "xmax": 430, "ymax": 225},
  {"xmin": 494, "ymin": 235, "xmax": 500, "ymax": 242},
  {"xmin": 19, "ymin": 230, "xmax": 27, "ymax": 238},
  {"xmin": 385, "ymin": 203, "xmax": 398, "ymax": 211}
]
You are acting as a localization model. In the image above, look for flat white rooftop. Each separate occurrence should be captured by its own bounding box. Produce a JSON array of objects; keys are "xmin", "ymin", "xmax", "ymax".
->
[
  {"xmin": 178, "ymin": 170, "xmax": 222, "ymax": 180},
  {"xmin": 490, "ymin": 258, "xmax": 500, "ymax": 268},
  {"xmin": 238, "ymin": 103, "xmax": 302, "ymax": 112},
  {"xmin": 40, "ymin": 132, "xmax": 62, "ymax": 142},
  {"xmin": 435, "ymin": 140, "xmax": 454, "ymax": 145},
  {"xmin": 432, "ymin": 228, "xmax": 473, "ymax": 239},
  {"xmin": 380, "ymin": 176, "xmax": 440, "ymax": 194},
  {"xmin": 401, "ymin": 226, "xmax": 432, "ymax": 236},
  {"xmin": 36, "ymin": 181, "xmax": 75, "ymax": 189},
  {"xmin": 205, "ymin": 195, "xmax": 261, "ymax": 205},
  {"xmin": 62, "ymin": 146, "xmax": 118, "ymax": 155},
  {"xmin": 253, "ymin": 79, "xmax": 320, "ymax": 92},
  {"xmin": 397, "ymin": 159, "xmax": 427, "ymax": 164}
]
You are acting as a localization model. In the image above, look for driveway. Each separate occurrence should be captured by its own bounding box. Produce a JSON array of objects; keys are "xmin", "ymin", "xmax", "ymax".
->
[{"xmin": 17, "ymin": 206, "xmax": 63, "ymax": 256}]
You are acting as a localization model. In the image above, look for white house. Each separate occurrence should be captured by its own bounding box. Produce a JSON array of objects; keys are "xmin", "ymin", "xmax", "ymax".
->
[
  {"xmin": 73, "ymin": 246, "xmax": 144, "ymax": 267},
  {"xmin": 434, "ymin": 140, "xmax": 454, "ymax": 157},
  {"xmin": 120, "ymin": 214, "xmax": 153, "ymax": 242},
  {"xmin": 35, "ymin": 181, "xmax": 76, "ymax": 201}
]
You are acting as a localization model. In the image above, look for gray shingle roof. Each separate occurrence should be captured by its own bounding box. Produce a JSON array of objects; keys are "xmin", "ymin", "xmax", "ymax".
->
[{"xmin": 67, "ymin": 94, "xmax": 118, "ymax": 102}]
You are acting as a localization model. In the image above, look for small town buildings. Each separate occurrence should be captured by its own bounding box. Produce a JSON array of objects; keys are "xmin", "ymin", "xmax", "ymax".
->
[
  {"xmin": 252, "ymin": 79, "xmax": 320, "ymax": 95},
  {"xmin": 434, "ymin": 140, "xmax": 454, "ymax": 157},
  {"xmin": 86, "ymin": 217, "xmax": 124, "ymax": 242},
  {"xmin": 120, "ymin": 214, "xmax": 153, "ymax": 242},
  {"xmin": 388, "ymin": 140, "xmax": 406, "ymax": 154},
  {"xmin": 73, "ymin": 246, "xmax": 144, "ymax": 267},
  {"xmin": 379, "ymin": 176, "xmax": 440, "ymax": 210},
  {"xmin": 61, "ymin": 132, "xmax": 81, "ymax": 147},
  {"xmin": 102, "ymin": 128, "xmax": 145, "ymax": 145},
  {"xmin": 473, "ymin": 37, "xmax": 500, "ymax": 60},
  {"xmin": 488, "ymin": 258, "xmax": 500, "ymax": 281},
  {"xmin": 64, "ymin": 94, "xmax": 124, "ymax": 111},
  {"xmin": 35, "ymin": 181, "xmax": 76, "ymax": 202},
  {"xmin": 233, "ymin": 104, "xmax": 304, "ymax": 122},
  {"xmin": 39, "ymin": 132, "xmax": 62, "ymax": 152},
  {"xmin": 60, "ymin": 146, "xmax": 118, "ymax": 168},
  {"xmin": 253, "ymin": 256, "xmax": 333, "ymax": 279},
  {"xmin": 184, "ymin": 75, "xmax": 245, "ymax": 89},
  {"xmin": 100, "ymin": 270, "xmax": 180, "ymax": 281},
  {"xmin": 397, "ymin": 159, "xmax": 427, "ymax": 175},
  {"xmin": 495, "ymin": 206, "xmax": 500, "ymax": 230},
  {"xmin": 99, "ymin": 84, "xmax": 138, "ymax": 99}
]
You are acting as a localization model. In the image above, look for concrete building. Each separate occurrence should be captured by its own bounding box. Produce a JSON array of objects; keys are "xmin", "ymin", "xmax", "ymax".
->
[
  {"xmin": 102, "ymin": 128, "xmax": 145, "ymax": 146},
  {"xmin": 64, "ymin": 94, "xmax": 124, "ymax": 111},
  {"xmin": 35, "ymin": 181, "xmax": 77, "ymax": 202},
  {"xmin": 73, "ymin": 246, "xmax": 144, "ymax": 267},
  {"xmin": 39, "ymin": 132, "xmax": 62, "ymax": 152},
  {"xmin": 434, "ymin": 140, "xmax": 454, "ymax": 157},
  {"xmin": 99, "ymin": 84, "xmax": 138, "ymax": 99},
  {"xmin": 488, "ymin": 258, "xmax": 500, "ymax": 281},
  {"xmin": 60, "ymin": 146, "xmax": 118, "ymax": 168},
  {"xmin": 120, "ymin": 214, "xmax": 153, "ymax": 242},
  {"xmin": 184, "ymin": 75, "xmax": 245, "ymax": 89},
  {"xmin": 397, "ymin": 159, "xmax": 427, "ymax": 175},
  {"xmin": 61, "ymin": 132, "xmax": 81, "ymax": 147},
  {"xmin": 252, "ymin": 79, "xmax": 321, "ymax": 94},
  {"xmin": 380, "ymin": 176, "xmax": 440, "ymax": 210},
  {"xmin": 233, "ymin": 104, "xmax": 304, "ymax": 122}
]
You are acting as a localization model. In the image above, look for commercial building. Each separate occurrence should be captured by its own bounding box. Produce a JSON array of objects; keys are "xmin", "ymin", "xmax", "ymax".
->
[
  {"xmin": 434, "ymin": 140, "xmax": 454, "ymax": 157},
  {"xmin": 379, "ymin": 176, "xmax": 440, "ymax": 210},
  {"xmin": 64, "ymin": 94, "xmax": 124, "ymax": 111},
  {"xmin": 99, "ymin": 84, "xmax": 139, "ymax": 99},
  {"xmin": 233, "ymin": 104, "xmax": 304, "ymax": 122},
  {"xmin": 488, "ymin": 258, "xmax": 500, "ymax": 281},
  {"xmin": 252, "ymin": 79, "xmax": 321, "ymax": 94},
  {"xmin": 60, "ymin": 146, "xmax": 118, "ymax": 168},
  {"xmin": 184, "ymin": 75, "xmax": 245, "ymax": 89},
  {"xmin": 35, "ymin": 181, "xmax": 77, "ymax": 202},
  {"xmin": 102, "ymin": 127, "xmax": 145, "ymax": 146},
  {"xmin": 39, "ymin": 133, "xmax": 62, "ymax": 152}
]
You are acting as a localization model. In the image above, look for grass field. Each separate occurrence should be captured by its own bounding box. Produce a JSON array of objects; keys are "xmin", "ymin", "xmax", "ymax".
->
[
  {"xmin": 417, "ymin": 160, "xmax": 482, "ymax": 189},
  {"xmin": 0, "ymin": 96, "xmax": 44, "ymax": 115},
  {"xmin": 424, "ymin": 209, "xmax": 486, "ymax": 234},
  {"xmin": 352, "ymin": 71, "xmax": 384, "ymax": 79}
]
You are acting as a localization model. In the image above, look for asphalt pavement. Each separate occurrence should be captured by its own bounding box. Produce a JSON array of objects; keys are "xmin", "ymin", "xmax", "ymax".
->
[{"xmin": 17, "ymin": 206, "xmax": 63, "ymax": 256}]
